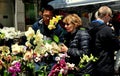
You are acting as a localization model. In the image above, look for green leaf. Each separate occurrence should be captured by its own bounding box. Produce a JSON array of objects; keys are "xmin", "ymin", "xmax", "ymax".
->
[
  {"xmin": 58, "ymin": 73, "xmax": 62, "ymax": 76},
  {"xmin": 80, "ymin": 27, "xmax": 85, "ymax": 30},
  {"xmin": 83, "ymin": 74, "xmax": 90, "ymax": 76},
  {"xmin": 4, "ymin": 70, "xmax": 10, "ymax": 76},
  {"xmin": 53, "ymin": 35, "xmax": 59, "ymax": 43},
  {"xmin": 43, "ymin": 40, "xmax": 52, "ymax": 44},
  {"xmin": 38, "ymin": 73, "xmax": 45, "ymax": 76}
]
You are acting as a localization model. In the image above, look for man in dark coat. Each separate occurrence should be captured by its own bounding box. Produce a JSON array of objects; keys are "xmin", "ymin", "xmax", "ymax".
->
[
  {"xmin": 32, "ymin": 5, "xmax": 66, "ymax": 43},
  {"xmin": 88, "ymin": 6, "xmax": 120, "ymax": 76}
]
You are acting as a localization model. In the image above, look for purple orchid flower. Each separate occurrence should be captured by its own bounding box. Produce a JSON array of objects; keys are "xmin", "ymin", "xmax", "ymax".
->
[
  {"xmin": 48, "ymin": 59, "xmax": 68, "ymax": 76},
  {"xmin": 8, "ymin": 61, "xmax": 21, "ymax": 76}
]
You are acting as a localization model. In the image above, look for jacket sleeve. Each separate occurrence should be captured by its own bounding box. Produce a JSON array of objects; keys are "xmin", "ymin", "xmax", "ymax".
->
[
  {"xmin": 32, "ymin": 21, "xmax": 39, "ymax": 33},
  {"xmin": 67, "ymin": 30, "xmax": 90, "ymax": 57}
]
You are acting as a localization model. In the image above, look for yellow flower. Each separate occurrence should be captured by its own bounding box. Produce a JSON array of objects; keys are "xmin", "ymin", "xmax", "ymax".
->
[
  {"xmin": 25, "ymin": 27, "xmax": 35, "ymax": 41},
  {"xmin": 33, "ymin": 30, "xmax": 43, "ymax": 45},
  {"xmin": 23, "ymin": 51, "xmax": 33, "ymax": 61},
  {"xmin": 48, "ymin": 15, "xmax": 62, "ymax": 30},
  {"xmin": 48, "ymin": 24, "xmax": 56, "ymax": 30},
  {"xmin": 11, "ymin": 44, "xmax": 25, "ymax": 55},
  {"xmin": 0, "ymin": 46, "xmax": 10, "ymax": 55},
  {"xmin": 51, "ymin": 42, "xmax": 61, "ymax": 54}
]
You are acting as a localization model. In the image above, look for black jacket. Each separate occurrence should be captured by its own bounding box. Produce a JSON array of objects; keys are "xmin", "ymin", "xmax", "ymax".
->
[
  {"xmin": 66, "ymin": 28, "xmax": 90, "ymax": 65},
  {"xmin": 65, "ymin": 28, "xmax": 92, "ymax": 75},
  {"xmin": 88, "ymin": 20, "xmax": 120, "ymax": 76}
]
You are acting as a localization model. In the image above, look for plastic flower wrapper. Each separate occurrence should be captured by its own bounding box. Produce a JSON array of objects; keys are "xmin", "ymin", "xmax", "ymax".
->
[{"xmin": 48, "ymin": 15, "xmax": 62, "ymax": 30}]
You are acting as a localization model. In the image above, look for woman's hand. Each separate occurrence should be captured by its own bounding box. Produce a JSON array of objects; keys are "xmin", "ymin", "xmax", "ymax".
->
[{"xmin": 59, "ymin": 43, "xmax": 68, "ymax": 53}]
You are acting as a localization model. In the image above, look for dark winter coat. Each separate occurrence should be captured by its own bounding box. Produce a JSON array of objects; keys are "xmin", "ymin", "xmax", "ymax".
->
[
  {"xmin": 65, "ymin": 28, "xmax": 92, "ymax": 75},
  {"xmin": 88, "ymin": 20, "xmax": 120, "ymax": 76},
  {"xmin": 66, "ymin": 28, "xmax": 90, "ymax": 65}
]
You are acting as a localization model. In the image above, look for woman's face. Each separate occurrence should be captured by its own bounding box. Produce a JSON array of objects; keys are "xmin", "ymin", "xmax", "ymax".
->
[{"xmin": 64, "ymin": 22, "xmax": 75, "ymax": 33}]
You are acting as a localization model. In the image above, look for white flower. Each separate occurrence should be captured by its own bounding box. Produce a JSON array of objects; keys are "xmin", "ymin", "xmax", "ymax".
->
[
  {"xmin": 25, "ymin": 27, "xmax": 35, "ymax": 41},
  {"xmin": 66, "ymin": 63, "xmax": 75, "ymax": 68},
  {"xmin": 51, "ymin": 42, "xmax": 61, "ymax": 53},
  {"xmin": 34, "ymin": 45, "xmax": 47, "ymax": 55},
  {"xmin": 58, "ymin": 53, "xmax": 69, "ymax": 58},
  {"xmin": 44, "ymin": 52, "xmax": 49, "ymax": 57},
  {"xmin": 60, "ymin": 68, "xmax": 64, "ymax": 74},
  {"xmin": 12, "ymin": 44, "xmax": 26, "ymax": 55},
  {"xmin": 11, "ymin": 61, "xmax": 19, "ymax": 65},
  {"xmin": 34, "ymin": 30, "xmax": 43, "ymax": 45},
  {"xmin": 0, "ymin": 27, "xmax": 23, "ymax": 39},
  {"xmin": 45, "ymin": 43, "xmax": 52, "ymax": 51},
  {"xmin": 55, "ymin": 56, "xmax": 60, "ymax": 61},
  {"xmin": 34, "ymin": 56, "xmax": 41, "ymax": 62}
]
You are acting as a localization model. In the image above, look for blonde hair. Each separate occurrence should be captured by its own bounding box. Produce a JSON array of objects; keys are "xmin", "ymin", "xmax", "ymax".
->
[
  {"xmin": 98, "ymin": 6, "xmax": 112, "ymax": 18},
  {"xmin": 95, "ymin": 11, "xmax": 99, "ymax": 19},
  {"xmin": 63, "ymin": 14, "xmax": 82, "ymax": 28}
]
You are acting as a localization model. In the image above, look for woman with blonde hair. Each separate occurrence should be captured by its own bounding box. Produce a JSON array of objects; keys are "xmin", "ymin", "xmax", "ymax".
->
[{"xmin": 60, "ymin": 14, "xmax": 91, "ymax": 75}]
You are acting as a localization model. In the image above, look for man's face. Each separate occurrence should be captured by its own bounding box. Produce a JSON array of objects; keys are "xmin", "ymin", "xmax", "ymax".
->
[{"xmin": 42, "ymin": 10, "xmax": 53, "ymax": 25}]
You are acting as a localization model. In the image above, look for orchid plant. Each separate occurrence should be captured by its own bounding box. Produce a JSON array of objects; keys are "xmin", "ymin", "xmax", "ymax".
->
[
  {"xmin": 48, "ymin": 15, "xmax": 62, "ymax": 30},
  {"xmin": 0, "ymin": 27, "xmax": 23, "ymax": 39},
  {"xmin": 0, "ymin": 27, "xmax": 98, "ymax": 76}
]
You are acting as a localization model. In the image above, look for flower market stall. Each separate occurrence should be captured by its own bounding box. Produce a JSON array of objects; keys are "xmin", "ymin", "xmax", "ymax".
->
[
  {"xmin": 0, "ymin": 27, "xmax": 98, "ymax": 76},
  {"xmin": 0, "ymin": 15, "xmax": 98, "ymax": 76},
  {"xmin": 0, "ymin": 27, "xmax": 73, "ymax": 76}
]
